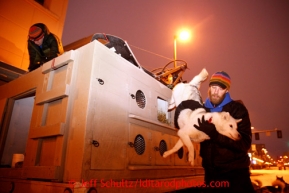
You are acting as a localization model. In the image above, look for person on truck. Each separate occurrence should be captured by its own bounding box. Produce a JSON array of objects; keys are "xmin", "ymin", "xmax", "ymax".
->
[
  {"xmin": 194, "ymin": 71, "xmax": 255, "ymax": 193},
  {"xmin": 27, "ymin": 23, "xmax": 64, "ymax": 72}
]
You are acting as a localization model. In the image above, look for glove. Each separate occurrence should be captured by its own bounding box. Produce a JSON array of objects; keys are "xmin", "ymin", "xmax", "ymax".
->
[{"xmin": 194, "ymin": 115, "xmax": 218, "ymax": 139}]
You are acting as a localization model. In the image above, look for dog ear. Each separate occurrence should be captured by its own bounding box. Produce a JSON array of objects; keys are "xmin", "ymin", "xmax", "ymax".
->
[
  {"xmin": 221, "ymin": 112, "xmax": 229, "ymax": 120},
  {"xmin": 225, "ymin": 112, "xmax": 230, "ymax": 119}
]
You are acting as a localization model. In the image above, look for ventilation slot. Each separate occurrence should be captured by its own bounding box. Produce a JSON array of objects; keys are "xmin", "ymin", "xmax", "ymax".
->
[
  {"xmin": 135, "ymin": 90, "xmax": 146, "ymax": 109},
  {"xmin": 159, "ymin": 140, "xmax": 167, "ymax": 156},
  {"xmin": 177, "ymin": 147, "xmax": 184, "ymax": 159},
  {"xmin": 134, "ymin": 134, "xmax": 145, "ymax": 155}
]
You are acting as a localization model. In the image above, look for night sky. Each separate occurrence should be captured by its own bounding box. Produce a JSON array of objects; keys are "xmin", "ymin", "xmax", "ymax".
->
[{"xmin": 62, "ymin": 0, "xmax": 289, "ymax": 159}]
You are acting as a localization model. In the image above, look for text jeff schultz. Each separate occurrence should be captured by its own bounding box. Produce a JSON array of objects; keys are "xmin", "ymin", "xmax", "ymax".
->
[{"xmin": 68, "ymin": 179, "xmax": 230, "ymax": 189}]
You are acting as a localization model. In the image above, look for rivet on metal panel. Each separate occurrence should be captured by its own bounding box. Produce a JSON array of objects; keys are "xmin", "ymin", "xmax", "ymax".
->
[
  {"xmin": 130, "ymin": 94, "xmax": 135, "ymax": 99},
  {"xmin": 128, "ymin": 142, "xmax": 134, "ymax": 147},
  {"xmin": 96, "ymin": 78, "xmax": 104, "ymax": 85},
  {"xmin": 92, "ymin": 140, "xmax": 99, "ymax": 147}
]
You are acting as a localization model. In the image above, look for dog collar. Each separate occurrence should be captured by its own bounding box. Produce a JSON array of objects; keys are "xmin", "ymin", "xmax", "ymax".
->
[{"xmin": 208, "ymin": 117, "xmax": 212, "ymax": 123}]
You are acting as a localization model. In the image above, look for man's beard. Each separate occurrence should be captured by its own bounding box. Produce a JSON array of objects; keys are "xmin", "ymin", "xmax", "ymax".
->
[{"xmin": 209, "ymin": 92, "xmax": 226, "ymax": 105}]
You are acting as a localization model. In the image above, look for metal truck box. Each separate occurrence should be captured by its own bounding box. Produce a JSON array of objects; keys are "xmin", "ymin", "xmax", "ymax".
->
[{"xmin": 0, "ymin": 35, "xmax": 203, "ymax": 193}]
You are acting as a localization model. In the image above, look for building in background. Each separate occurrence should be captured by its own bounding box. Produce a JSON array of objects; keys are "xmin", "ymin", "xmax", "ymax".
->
[{"xmin": 0, "ymin": 0, "xmax": 68, "ymax": 72}]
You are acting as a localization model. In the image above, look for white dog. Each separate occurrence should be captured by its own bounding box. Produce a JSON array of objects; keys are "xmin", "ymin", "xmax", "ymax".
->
[{"xmin": 163, "ymin": 68, "xmax": 242, "ymax": 166}]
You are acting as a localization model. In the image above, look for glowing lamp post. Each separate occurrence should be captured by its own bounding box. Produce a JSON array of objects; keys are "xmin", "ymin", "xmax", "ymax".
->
[{"xmin": 174, "ymin": 30, "xmax": 190, "ymax": 67}]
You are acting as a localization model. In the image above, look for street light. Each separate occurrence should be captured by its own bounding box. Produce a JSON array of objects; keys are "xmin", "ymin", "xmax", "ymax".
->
[{"xmin": 174, "ymin": 30, "xmax": 191, "ymax": 68}]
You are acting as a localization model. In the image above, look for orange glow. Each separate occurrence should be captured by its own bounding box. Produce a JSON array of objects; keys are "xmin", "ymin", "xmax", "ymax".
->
[
  {"xmin": 176, "ymin": 29, "xmax": 191, "ymax": 42},
  {"xmin": 179, "ymin": 30, "xmax": 190, "ymax": 41}
]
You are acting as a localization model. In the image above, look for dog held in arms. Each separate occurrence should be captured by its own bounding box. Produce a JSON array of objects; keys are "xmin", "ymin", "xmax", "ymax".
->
[{"xmin": 163, "ymin": 68, "xmax": 242, "ymax": 166}]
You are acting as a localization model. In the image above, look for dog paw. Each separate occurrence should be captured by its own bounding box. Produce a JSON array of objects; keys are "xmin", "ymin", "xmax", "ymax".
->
[
  {"xmin": 190, "ymin": 161, "xmax": 195, "ymax": 166},
  {"xmin": 188, "ymin": 153, "xmax": 195, "ymax": 165},
  {"xmin": 189, "ymin": 157, "xmax": 195, "ymax": 166},
  {"xmin": 163, "ymin": 151, "xmax": 169, "ymax": 158}
]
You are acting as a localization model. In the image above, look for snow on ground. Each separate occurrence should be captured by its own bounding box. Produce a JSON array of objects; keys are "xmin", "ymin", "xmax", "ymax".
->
[{"xmin": 250, "ymin": 167, "xmax": 289, "ymax": 187}]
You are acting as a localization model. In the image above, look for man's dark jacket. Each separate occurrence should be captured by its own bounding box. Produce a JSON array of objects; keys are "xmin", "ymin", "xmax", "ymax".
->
[
  {"xmin": 28, "ymin": 23, "xmax": 64, "ymax": 71},
  {"xmin": 200, "ymin": 100, "xmax": 252, "ymax": 173}
]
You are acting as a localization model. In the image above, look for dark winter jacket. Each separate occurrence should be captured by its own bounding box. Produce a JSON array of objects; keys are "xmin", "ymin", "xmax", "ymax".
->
[
  {"xmin": 28, "ymin": 23, "xmax": 64, "ymax": 71},
  {"xmin": 200, "ymin": 96, "xmax": 252, "ymax": 173}
]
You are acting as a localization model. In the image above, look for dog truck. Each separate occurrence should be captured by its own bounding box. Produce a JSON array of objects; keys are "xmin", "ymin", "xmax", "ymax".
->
[{"xmin": 0, "ymin": 34, "xmax": 204, "ymax": 193}]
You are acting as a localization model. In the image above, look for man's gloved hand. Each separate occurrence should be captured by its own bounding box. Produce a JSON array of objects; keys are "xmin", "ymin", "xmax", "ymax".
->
[{"xmin": 194, "ymin": 115, "xmax": 218, "ymax": 139}]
